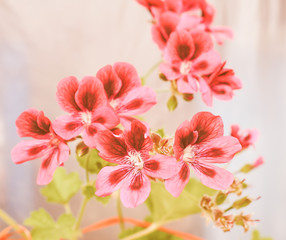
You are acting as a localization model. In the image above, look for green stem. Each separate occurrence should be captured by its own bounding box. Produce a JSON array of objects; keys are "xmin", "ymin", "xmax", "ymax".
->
[
  {"xmin": 74, "ymin": 197, "xmax": 89, "ymax": 231},
  {"xmin": 0, "ymin": 208, "xmax": 28, "ymax": 239},
  {"xmin": 155, "ymin": 88, "xmax": 170, "ymax": 93},
  {"xmin": 224, "ymin": 206, "xmax": 233, "ymax": 213},
  {"xmin": 116, "ymin": 191, "xmax": 125, "ymax": 230},
  {"xmin": 121, "ymin": 223, "xmax": 159, "ymax": 240},
  {"xmin": 141, "ymin": 60, "xmax": 162, "ymax": 83}
]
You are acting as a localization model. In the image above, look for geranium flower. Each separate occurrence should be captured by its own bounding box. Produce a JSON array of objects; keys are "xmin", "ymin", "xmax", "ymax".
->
[
  {"xmin": 94, "ymin": 120, "xmax": 177, "ymax": 208},
  {"xmin": 53, "ymin": 76, "xmax": 119, "ymax": 148},
  {"xmin": 160, "ymin": 30, "xmax": 221, "ymax": 94},
  {"xmin": 11, "ymin": 109, "xmax": 70, "ymax": 185},
  {"xmin": 96, "ymin": 62, "xmax": 157, "ymax": 127},
  {"xmin": 165, "ymin": 112, "xmax": 241, "ymax": 197},
  {"xmin": 199, "ymin": 61, "xmax": 242, "ymax": 106},
  {"xmin": 231, "ymin": 125, "xmax": 259, "ymax": 151}
]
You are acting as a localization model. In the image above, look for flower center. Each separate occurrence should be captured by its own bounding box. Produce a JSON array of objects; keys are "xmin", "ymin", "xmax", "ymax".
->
[
  {"xmin": 81, "ymin": 112, "xmax": 92, "ymax": 125},
  {"xmin": 180, "ymin": 61, "xmax": 192, "ymax": 75},
  {"xmin": 182, "ymin": 145, "xmax": 197, "ymax": 163},
  {"xmin": 126, "ymin": 151, "xmax": 144, "ymax": 170}
]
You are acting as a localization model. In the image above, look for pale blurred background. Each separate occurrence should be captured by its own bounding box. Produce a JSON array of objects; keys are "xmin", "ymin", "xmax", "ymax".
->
[{"xmin": 0, "ymin": 0, "xmax": 285, "ymax": 239}]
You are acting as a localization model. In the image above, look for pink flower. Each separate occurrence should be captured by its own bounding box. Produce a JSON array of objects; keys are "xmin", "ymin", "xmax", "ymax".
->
[
  {"xmin": 11, "ymin": 109, "xmax": 70, "ymax": 185},
  {"xmin": 231, "ymin": 125, "xmax": 259, "ymax": 151},
  {"xmin": 160, "ymin": 30, "xmax": 221, "ymax": 94},
  {"xmin": 96, "ymin": 62, "xmax": 157, "ymax": 127},
  {"xmin": 94, "ymin": 120, "xmax": 177, "ymax": 208},
  {"xmin": 165, "ymin": 112, "xmax": 241, "ymax": 197},
  {"xmin": 53, "ymin": 76, "xmax": 120, "ymax": 148},
  {"xmin": 199, "ymin": 62, "xmax": 242, "ymax": 106}
]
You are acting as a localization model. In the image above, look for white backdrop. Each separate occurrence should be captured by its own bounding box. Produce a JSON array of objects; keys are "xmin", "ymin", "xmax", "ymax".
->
[{"xmin": 0, "ymin": 0, "xmax": 285, "ymax": 239}]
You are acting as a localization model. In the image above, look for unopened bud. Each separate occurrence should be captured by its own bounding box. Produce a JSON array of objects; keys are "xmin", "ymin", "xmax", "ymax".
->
[
  {"xmin": 183, "ymin": 93, "xmax": 194, "ymax": 101},
  {"xmin": 232, "ymin": 196, "xmax": 252, "ymax": 209},
  {"xmin": 215, "ymin": 191, "xmax": 228, "ymax": 205},
  {"xmin": 76, "ymin": 141, "xmax": 89, "ymax": 157}
]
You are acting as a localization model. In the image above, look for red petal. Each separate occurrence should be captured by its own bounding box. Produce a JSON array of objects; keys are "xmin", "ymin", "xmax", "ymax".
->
[
  {"xmin": 174, "ymin": 120, "xmax": 198, "ymax": 159},
  {"xmin": 165, "ymin": 30, "xmax": 195, "ymax": 62},
  {"xmin": 165, "ymin": 161, "xmax": 190, "ymax": 197},
  {"xmin": 191, "ymin": 31, "xmax": 213, "ymax": 60},
  {"xmin": 75, "ymin": 76, "xmax": 107, "ymax": 112},
  {"xmin": 120, "ymin": 173, "xmax": 151, "ymax": 208},
  {"xmin": 190, "ymin": 111, "xmax": 224, "ymax": 144},
  {"xmin": 113, "ymin": 62, "xmax": 141, "ymax": 99},
  {"xmin": 96, "ymin": 65, "xmax": 122, "ymax": 100},
  {"xmin": 124, "ymin": 120, "xmax": 153, "ymax": 153},
  {"xmin": 91, "ymin": 107, "xmax": 120, "ymax": 129},
  {"xmin": 143, "ymin": 154, "xmax": 177, "ymax": 179},
  {"xmin": 16, "ymin": 109, "xmax": 51, "ymax": 139},
  {"xmin": 95, "ymin": 130, "xmax": 128, "ymax": 164},
  {"xmin": 56, "ymin": 76, "xmax": 81, "ymax": 113}
]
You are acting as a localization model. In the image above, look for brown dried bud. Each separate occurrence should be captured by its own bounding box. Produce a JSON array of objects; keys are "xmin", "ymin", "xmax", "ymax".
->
[
  {"xmin": 213, "ymin": 209, "xmax": 234, "ymax": 232},
  {"xmin": 200, "ymin": 195, "xmax": 214, "ymax": 213},
  {"xmin": 234, "ymin": 213, "xmax": 258, "ymax": 232},
  {"xmin": 227, "ymin": 178, "xmax": 245, "ymax": 196}
]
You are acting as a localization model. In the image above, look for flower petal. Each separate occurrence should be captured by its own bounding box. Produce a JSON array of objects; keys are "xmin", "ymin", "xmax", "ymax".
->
[
  {"xmin": 174, "ymin": 120, "xmax": 198, "ymax": 159},
  {"xmin": 75, "ymin": 76, "xmax": 107, "ymax": 112},
  {"xmin": 11, "ymin": 140, "xmax": 49, "ymax": 164},
  {"xmin": 143, "ymin": 154, "xmax": 177, "ymax": 179},
  {"xmin": 16, "ymin": 109, "xmax": 51, "ymax": 139},
  {"xmin": 191, "ymin": 31, "xmax": 213, "ymax": 59},
  {"xmin": 165, "ymin": 161, "xmax": 190, "ymax": 197},
  {"xmin": 95, "ymin": 165, "xmax": 132, "ymax": 197},
  {"xmin": 115, "ymin": 86, "xmax": 157, "ymax": 116},
  {"xmin": 96, "ymin": 65, "xmax": 122, "ymax": 100},
  {"xmin": 92, "ymin": 106, "xmax": 120, "ymax": 129},
  {"xmin": 159, "ymin": 62, "xmax": 181, "ymax": 80},
  {"xmin": 192, "ymin": 50, "xmax": 221, "ymax": 75},
  {"xmin": 191, "ymin": 163, "xmax": 234, "ymax": 190},
  {"xmin": 95, "ymin": 130, "xmax": 128, "ymax": 164},
  {"xmin": 164, "ymin": 30, "xmax": 195, "ymax": 62},
  {"xmin": 124, "ymin": 120, "xmax": 153, "ymax": 153},
  {"xmin": 120, "ymin": 172, "xmax": 151, "ymax": 208},
  {"xmin": 190, "ymin": 111, "xmax": 224, "ymax": 144},
  {"xmin": 82, "ymin": 123, "xmax": 107, "ymax": 148},
  {"xmin": 56, "ymin": 76, "xmax": 81, "ymax": 113},
  {"xmin": 53, "ymin": 115, "xmax": 83, "ymax": 140},
  {"xmin": 177, "ymin": 75, "xmax": 198, "ymax": 94},
  {"xmin": 113, "ymin": 62, "xmax": 141, "ymax": 99},
  {"xmin": 37, "ymin": 153, "xmax": 60, "ymax": 185},
  {"xmin": 195, "ymin": 136, "xmax": 242, "ymax": 163}
]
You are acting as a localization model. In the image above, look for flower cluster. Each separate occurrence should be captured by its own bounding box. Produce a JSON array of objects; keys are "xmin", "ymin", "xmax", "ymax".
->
[
  {"xmin": 11, "ymin": 62, "xmax": 242, "ymax": 208},
  {"xmin": 137, "ymin": 0, "xmax": 242, "ymax": 106}
]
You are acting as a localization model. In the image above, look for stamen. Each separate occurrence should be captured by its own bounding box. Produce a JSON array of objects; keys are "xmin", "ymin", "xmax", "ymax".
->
[
  {"xmin": 180, "ymin": 61, "xmax": 192, "ymax": 75},
  {"xmin": 183, "ymin": 145, "xmax": 197, "ymax": 163},
  {"xmin": 81, "ymin": 112, "xmax": 92, "ymax": 125},
  {"xmin": 126, "ymin": 151, "xmax": 144, "ymax": 170}
]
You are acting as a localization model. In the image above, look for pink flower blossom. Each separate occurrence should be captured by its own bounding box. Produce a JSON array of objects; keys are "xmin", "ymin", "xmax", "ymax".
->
[
  {"xmin": 94, "ymin": 120, "xmax": 177, "ymax": 208},
  {"xmin": 231, "ymin": 125, "xmax": 259, "ymax": 151},
  {"xmin": 96, "ymin": 62, "xmax": 157, "ymax": 127},
  {"xmin": 199, "ymin": 62, "xmax": 242, "ymax": 106},
  {"xmin": 11, "ymin": 109, "xmax": 70, "ymax": 185},
  {"xmin": 165, "ymin": 112, "xmax": 241, "ymax": 197},
  {"xmin": 53, "ymin": 76, "xmax": 119, "ymax": 148},
  {"xmin": 160, "ymin": 30, "xmax": 221, "ymax": 94}
]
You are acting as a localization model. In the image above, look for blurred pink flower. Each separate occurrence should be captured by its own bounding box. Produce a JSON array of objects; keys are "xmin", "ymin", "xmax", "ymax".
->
[
  {"xmin": 200, "ymin": 61, "xmax": 242, "ymax": 106},
  {"xmin": 95, "ymin": 120, "xmax": 176, "ymax": 208},
  {"xmin": 231, "ymin": 125, "xmax": 259, "ymax": 150},
  {"xmin": 11, "ymin": 109, "xmax": 70, "ymax": 185},
  {"xmin": 165, "ymin": 112, "xmax": 241, "ymax": 197}
]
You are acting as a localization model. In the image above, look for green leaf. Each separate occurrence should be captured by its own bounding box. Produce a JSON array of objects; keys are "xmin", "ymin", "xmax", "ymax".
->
[
  {"xmin": 76, "ymin": 146, "xmax": 114, "ymax": 174},
  {"xmin": 40, "ymin": 167, "xmax": 82, "ymax": 204},
  {"xmin": 24, "ymin": 209, "xmax": 77, "ymax": 240},
  {"xmin": 167, "ymin": 95, "xmax": 178, "ymax": 112},
  {"xmin": 251, "ymin": 229, "xmax": 272, "ymax": 240},
  {"xmin": 119, "ymin": 226, "xmax": 182, "ymax": 240},
  {"xmin": 145, "ymin": 178, "xmax": 216, "ymax": 222},
  {"xmin": 82, "ymin": 184, "xmax": 111, "ymax": 204}
]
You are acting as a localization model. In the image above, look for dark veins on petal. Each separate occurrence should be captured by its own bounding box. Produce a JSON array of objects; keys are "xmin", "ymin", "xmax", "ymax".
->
[
  {"xmin": 145, "ymin": 160, "xmax": 159, "ymax": 171},
  {"xmin": 109, "ymin": 169, "xmax": 128, "ymax": 185},
  {"xmin": 130, "ymin": 174, "xmax": 143, "ymax": 190}
]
